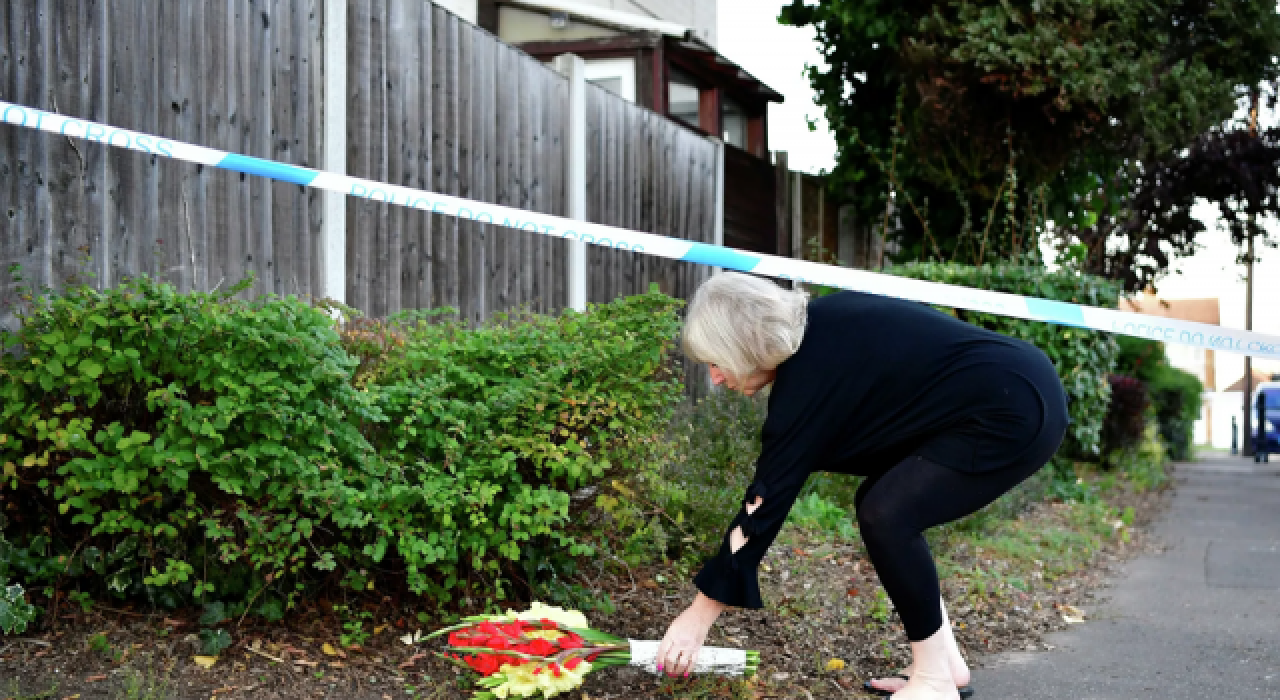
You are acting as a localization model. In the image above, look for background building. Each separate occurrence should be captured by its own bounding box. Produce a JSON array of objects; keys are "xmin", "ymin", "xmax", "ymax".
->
[{"xmin": 1121, "ymin": 294, "xmax": 1222, "ymax": 446}]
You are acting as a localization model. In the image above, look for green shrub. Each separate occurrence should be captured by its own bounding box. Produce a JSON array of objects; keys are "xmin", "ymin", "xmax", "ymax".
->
[
  {"xmin": 355, "ymin": 292, "xmax": 684, "ymax": 602},
  {"xmin": 886, "ymin": 263, "xmax": 1121, "ymax": 458},
  {"xmin": 1148, "ymin": 368, "xmax": 1202, "ymax": 461},
  {"xmin": 0, "ymin": 277, "xmax": 683, "ymax": 615},
  {"xmin": 1107, "ymin": 424, "xmax": 1169, "ymax": 492},
  {"xmin": 1101, "ymin": 375, "xmax": 1150, "ymax": 454},
  {"xmin": 0, "ymin": 578, "xmax": 36, "ymax": 635},
  {"xmin": 648, "ymin": 390, "xmax": 767, "ymax": 564},
  {"xmin": 1114, "ymin": 336, "xmax": 1203, "ymax": 461}
]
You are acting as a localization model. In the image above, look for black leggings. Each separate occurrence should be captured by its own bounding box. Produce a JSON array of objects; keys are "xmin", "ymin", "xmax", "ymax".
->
[{"xmin": 854, "ymin": 454, "xmax": 1046, "ymax": 641}]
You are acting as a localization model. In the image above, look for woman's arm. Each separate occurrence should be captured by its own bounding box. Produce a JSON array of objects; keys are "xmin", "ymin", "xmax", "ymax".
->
[
  {"xmin": 728, "ymin": 495, "xmax": 762, "ymax": 552},
  {"xmin": 656, "ymin": 496, "xmax": 762, "ymax": 677}
]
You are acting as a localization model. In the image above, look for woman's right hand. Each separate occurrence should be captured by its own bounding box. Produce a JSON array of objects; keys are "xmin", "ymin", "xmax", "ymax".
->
[{"xmin": 656, "ymin": 593, "xmax": 727, "ymax": 677}]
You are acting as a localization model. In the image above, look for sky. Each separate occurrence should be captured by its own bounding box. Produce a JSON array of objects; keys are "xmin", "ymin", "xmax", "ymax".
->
[
  {"xmin": 716, "ymin": 0, "xmax": 1280, "ymax": 387},
  {"xmin": 717, "ymin": 0, "xmax": 836, "ymax": 175}
]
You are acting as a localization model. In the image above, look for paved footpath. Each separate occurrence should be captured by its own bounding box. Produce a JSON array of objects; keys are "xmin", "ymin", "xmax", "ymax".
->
[{"xmin": 973, "ymin": 451, "xmax": 1280, "ymax": 699}]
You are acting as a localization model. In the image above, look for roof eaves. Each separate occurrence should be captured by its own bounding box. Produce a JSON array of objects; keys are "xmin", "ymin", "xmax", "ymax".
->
[
  {"xmin": 500, "ymin": 0, "xmax": 785, "ymax": 104},
  {"xmin": 503, "ymin": 0, "xmax": 691, "ymax": 39},
  {"xmin": 669, "ymin": 36, "xmax": 785, "ymax": 103}
]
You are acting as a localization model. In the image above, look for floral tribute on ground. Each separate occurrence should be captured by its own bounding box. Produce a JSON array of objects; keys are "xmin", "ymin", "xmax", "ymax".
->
[{"xmin": 424, "ymin": 602, "xmax": 759, "ymax": 698}]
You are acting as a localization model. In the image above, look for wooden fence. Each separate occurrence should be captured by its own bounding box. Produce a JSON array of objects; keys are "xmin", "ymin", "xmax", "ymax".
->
[
  {"xmin": 723, "ymin": 143, "xmax": 776, "ymax": 255},
  {"xmin": 1, "ymin": 0, "xmax": 325, "ymax": 312},
  {"xmin": 584, "ymin": 83, "xmax": 719, "ymax": 306},
  {"xmin": 0, "ymin": 0, "xmax": 721, "ymax": 330}
]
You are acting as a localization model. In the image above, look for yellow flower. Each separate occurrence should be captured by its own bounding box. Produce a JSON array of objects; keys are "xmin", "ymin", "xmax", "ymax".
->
[
  {"xmin": 825, "ymin": 658, "xmax": 846, "ymax": 671},
  {"xmin": 503, "ymin": 601, "xmax": 590, "ymax": 630},
  {"xmin": 489, "ymin": 661, "xmax": 593, "ymax": 699},
  {"xmin": 493, "ymin": 665, "xmax": 541, "ymax": 698}
]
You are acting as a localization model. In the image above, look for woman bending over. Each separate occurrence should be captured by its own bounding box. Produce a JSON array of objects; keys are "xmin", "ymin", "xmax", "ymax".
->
[{"xmin": 656, "ymin": 273, "xmax": 1068, "ymax": 700}]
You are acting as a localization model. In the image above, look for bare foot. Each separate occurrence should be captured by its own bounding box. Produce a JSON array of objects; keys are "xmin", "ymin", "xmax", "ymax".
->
[
  {"xmin": 868, "ymin": 659, "xmax": 969, "ymax": 694},
  {"xmin": 886, "ymin": 669, "xmax": 962, "ymax": 700},
  {"xmin": 871, "ymin": 598, "xmax": 970, "ymax": 694},
  {"xmin": 868, "ymin": 635, "xmax": 970, "ymax": 693}
]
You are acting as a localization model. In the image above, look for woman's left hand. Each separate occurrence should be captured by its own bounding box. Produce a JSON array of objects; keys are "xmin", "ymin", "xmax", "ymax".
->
[{"xmin": 657, "ymin": 594, "xmax": 724, "ymax": 677}]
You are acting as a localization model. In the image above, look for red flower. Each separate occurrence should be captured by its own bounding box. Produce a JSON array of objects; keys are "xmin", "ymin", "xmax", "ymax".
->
[
  {"xmin": 527, "ymin": 639, "xmax": 555, "ymax": 656},
  {"xmin": 565, "ymin": 658, "xmax": 583, "ymax": 671},
  {"xmin": 550, "ymin": 663, "xmax": 562, "ymax": 678},
  {"xmin": 473, "ymin": 654, "xmax": 502, "ymax": 675},
  {"xmin": 487, "ymin": 636, "xmax": 510, "ymax": 650},
  {"xmin": 558, "ymin": 634, "xmax": 584, "ymax": 650}
]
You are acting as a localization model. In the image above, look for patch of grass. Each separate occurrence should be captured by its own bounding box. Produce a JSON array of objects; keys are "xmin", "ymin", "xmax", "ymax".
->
[
  {"xmin": 2, "ymin": 679, "xmax": 58, "ymax": 700},
  {"xmin": 86, "ymin": 631, "xmax": 123, "ymax": 662},
  {"xmin": 656, "ymin": 673, "xmax": 753, "ymax": 699},
  {"xmin": 935, "ymin": 494, "xmax": 1126, "ymax": 602},
  {"xmin": 787, "ymin": 492, "xmax": 858, "ymax": 540},
  {"xmin": 1106, "ymin": 425, "xmax": 1169, "ymax": 492},
  {"xmin": 867, "ymin": 588, "xmax": 892, "ymax": 624},
  {"xmin": 119, "ymin": 664, "xmax": 172, "ymax": 700}
]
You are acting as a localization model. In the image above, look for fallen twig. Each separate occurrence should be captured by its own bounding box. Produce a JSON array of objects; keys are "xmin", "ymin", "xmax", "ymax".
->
[
  {"xmin": 245, "ymin": 645, "xmax": 287, "ymax": 665},
  {"xmin": 10, "ymin": 638, "xmax": 52, "ymax": 647},
  {"xmin": 95, "ymin": 605, "xmax": 162, "ymax": 618}
]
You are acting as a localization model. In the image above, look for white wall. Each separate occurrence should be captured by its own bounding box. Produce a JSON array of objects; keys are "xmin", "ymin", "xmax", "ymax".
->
[
  {"xmin": 1204, "ymin": 391, "xmax": 1246, "ymax": 450},
  {"xmin": 499, "ymin": 5, "xmax": 621, "ymax": 42},
  {"xmin": 432, "ymin": 0, "xmax": 478, "ymax": 24},
  {"xmin": 1164, "ymin": 343, "xmax": 1208, "ymax": 387}
]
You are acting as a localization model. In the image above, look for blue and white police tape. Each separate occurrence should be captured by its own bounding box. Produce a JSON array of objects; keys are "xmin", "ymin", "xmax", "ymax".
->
[{"xmin": 4, "ymin": 98, "xmax": 1280, "ymax": 361}]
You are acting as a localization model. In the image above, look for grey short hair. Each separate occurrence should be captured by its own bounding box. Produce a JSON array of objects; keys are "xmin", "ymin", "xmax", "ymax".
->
[{"xmin": 682, "ymin": 272, "xmax": 809, "ymax": 381}]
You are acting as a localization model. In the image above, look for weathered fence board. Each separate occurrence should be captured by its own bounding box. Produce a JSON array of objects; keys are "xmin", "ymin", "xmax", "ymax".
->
[
  {"xmin": 583, "ymin": 84, "xmax": 717, "ymax": 305},
  {"xmin": 2, "ymin": 0, "xmax": 722, "ymax": 334}
]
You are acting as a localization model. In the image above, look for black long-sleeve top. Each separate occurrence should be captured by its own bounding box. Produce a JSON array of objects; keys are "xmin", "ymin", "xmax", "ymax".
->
[{"xmin": 693, "ymin": 291, "xmax": 1069, "ymax": 609}]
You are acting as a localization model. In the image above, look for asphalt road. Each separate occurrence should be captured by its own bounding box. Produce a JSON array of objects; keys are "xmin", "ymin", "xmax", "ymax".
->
[{"xmin": 973, "ymin": 451, "xmax": 1280, "ymax": 699}]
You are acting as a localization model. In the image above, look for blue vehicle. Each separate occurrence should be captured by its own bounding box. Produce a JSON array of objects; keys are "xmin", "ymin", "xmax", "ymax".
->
[{"xmin": 1254, "ymin": 383, "xmax": 1280, "ymax": 463}]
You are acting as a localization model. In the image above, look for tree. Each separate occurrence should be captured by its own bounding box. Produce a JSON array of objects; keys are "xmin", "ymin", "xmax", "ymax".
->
[
  {"xmin": 782, "ymin": 0, "xmax": 1280, "ymax": 282},
  {"xmin": 1063, "ymin": 123, "xmax": 1280, "ymax": 291}
]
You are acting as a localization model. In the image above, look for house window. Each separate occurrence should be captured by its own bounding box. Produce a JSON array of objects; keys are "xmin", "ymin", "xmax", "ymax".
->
[
  {"xmin": 584, "ymin": 58, "xmax": 637, "ymax": 103},
  {"xmin": 722, "ymin": 96, "xmax": 747, "ymax": 148},
  {"xmin": 668, "ymin": 68, "xmax": 701, "ymax": 128}
]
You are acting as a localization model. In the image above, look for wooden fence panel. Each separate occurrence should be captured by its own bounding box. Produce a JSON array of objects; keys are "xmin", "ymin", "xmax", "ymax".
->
[
  {"xmin": 2, "ymin": 0, "xmax": 721, "ymax": 337},
  {"xmin": 0, "ymin": 0, "xmax": 321, "ymax": 332},
  {"xmin": 583, "ymin": 84, "xmax": 718, "ymax": 306},
  {"xmin": 724, "ymin": 143, "xmax": 776, "ymax": 254}
]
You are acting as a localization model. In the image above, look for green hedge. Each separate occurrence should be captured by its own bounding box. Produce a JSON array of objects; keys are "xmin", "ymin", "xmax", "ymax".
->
[
  {"xmin": 0, "ymin": 278, "xmax": 683, "ymax": 615},
  {"xmin": 886, "ymin": 263, "xmax": 1121, "ymax": 458},
  {"xmin": 1114, "ymin": 336, "xmax": 1203, "ymax": 461}
]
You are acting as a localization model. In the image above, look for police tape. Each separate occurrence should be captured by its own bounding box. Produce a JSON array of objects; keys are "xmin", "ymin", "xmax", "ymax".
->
[{"xmin": 4, "ymin": 98, "xmax": 1279, "ymax": 361}]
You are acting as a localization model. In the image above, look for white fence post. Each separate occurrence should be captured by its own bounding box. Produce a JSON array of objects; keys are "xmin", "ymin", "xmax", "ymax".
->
[
  {"xmin": 322, "ymin": 0, "xmax": 348, "ymax": 304},
  {"xmin": 553, "ymin": 53, "xmax": 588, "ymax": 312},
  {"xmin": 712, "ymin": 138, "xmax": 725, "ymax": 275}
]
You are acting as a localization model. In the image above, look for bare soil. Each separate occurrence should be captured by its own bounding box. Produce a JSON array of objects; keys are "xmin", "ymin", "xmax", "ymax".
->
[{"xmin": 0, "ymin": 483, "xmax": 1167, "ymax": 700}]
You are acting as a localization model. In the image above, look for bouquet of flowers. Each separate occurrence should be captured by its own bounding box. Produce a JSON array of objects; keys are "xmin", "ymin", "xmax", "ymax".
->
[{"xmin": 424, "ymin": 602, "xmax": 759, "ymax": 699}]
